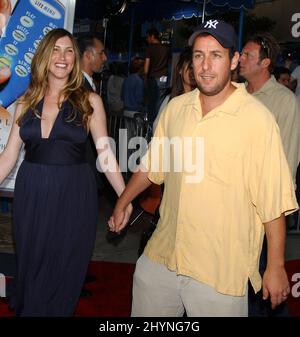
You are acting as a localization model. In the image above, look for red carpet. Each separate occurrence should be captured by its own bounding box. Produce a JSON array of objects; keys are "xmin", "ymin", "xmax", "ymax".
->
[
  {"xmin": 74, "ymin": 261, "xmax": 135, "ymax": 317},
  {"xmin": 285, "ymin": 259, "xmax": 300, "ymax": 317},
  {"xmin": 0, "ymin": 261, "xmax": 135, "ymax": 317},
  {"xmin": 0, "ymin": 259, "xmax": 299, "ymax": 317}
]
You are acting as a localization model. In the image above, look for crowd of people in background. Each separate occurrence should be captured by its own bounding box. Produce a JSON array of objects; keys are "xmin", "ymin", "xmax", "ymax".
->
[{"xmin": 99, "ymin": 28, "xmax": 300, "ymax": 141}]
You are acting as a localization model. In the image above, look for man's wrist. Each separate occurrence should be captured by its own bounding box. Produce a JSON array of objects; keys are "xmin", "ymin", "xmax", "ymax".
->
[
  {"xmin": 115, "ymin": 198, "xmax": 128, "ymax": 213},
  {"xmin": 266, "ymin": 260, "xmax": 285, "ymax": 269}
]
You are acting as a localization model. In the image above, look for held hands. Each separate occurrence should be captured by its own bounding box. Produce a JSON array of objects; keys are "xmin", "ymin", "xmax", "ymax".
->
[
  {"xmin": 108, "ymin": 203, "xmax": 133, "ymax": 234},
  {"xmin": 262, "ymin": 265, "xmax": 290, "ymax": 309}
]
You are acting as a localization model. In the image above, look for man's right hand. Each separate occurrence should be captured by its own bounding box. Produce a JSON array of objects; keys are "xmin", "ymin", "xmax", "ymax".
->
[
  {"xmin": 108, "ymin": 203, "xmax": 133, "ymax": 233},
  {"xmin": 108, "ymin": 169, "xmax": 152, "ymax": 233}
]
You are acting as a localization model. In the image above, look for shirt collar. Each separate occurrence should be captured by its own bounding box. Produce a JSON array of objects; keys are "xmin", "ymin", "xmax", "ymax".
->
[
  {"xmin": 185, "ymin": 82, "xmax": 248, "ymax": 117},
  {"xmin": 82, "ymin": 71, "xmax": 96, "ymax": 91},
  {"xmin": 251, "ymin": 75, "xmax": 276, "ymax": 97}
]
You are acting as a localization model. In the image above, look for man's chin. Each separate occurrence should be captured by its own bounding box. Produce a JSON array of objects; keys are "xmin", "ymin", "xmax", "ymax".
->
[
  {"xmin": 238, "ymin": 70, "xmax": 246, "ymax": 78},
  {"xmin": 94, "ymin": 67, "xmax": 104, "ymax": 74},
  {"xmin": 198, "ymin": 85, "xmax": 220, "ymax": 96}
]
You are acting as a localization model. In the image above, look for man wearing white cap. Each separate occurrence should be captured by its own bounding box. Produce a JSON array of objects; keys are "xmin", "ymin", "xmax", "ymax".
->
[{"xmin": 109, "ymin": 20, "xmax": 297, "ymax": 317}]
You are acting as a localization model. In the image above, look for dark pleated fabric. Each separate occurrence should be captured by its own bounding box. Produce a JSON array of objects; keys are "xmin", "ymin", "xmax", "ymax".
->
[{"xmin": 10, "ymin": 99, "xmax": 98, "ymax": 316}]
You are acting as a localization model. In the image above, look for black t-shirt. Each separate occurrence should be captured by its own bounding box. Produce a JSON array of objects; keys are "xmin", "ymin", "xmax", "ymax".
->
[{"xmin": 146, "ymin": 43, "xmax": 171, "ymax": 79}]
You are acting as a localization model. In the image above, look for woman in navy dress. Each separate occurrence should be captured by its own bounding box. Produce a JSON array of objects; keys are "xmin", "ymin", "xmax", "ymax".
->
[{"xmin": 0, "ymin": 28, "xmax": 132, "ymax": 316}]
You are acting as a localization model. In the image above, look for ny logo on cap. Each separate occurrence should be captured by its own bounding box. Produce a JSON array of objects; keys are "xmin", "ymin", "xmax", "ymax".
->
[{"xmin": 204, "ymin": 20, "xmax": 219, "ymax": 29}]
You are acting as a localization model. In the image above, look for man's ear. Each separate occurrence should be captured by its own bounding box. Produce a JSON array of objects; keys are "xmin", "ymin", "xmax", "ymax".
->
[
  {"xmin": 230, "ymin": 51, "xmax": 240, "ymax": 71},
  {"xmin": 261, "ymin": 58, "xmax": 271, "ymax": 69},
  {"xmin": 83, "ymin": 49, "xmax": 92, "ymax": 61}
]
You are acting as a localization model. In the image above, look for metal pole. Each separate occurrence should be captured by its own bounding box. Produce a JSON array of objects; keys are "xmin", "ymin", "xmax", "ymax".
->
[
  {"xmin": 238, "ymin": 7, "xmax": 245, "ymax": 52},
  {"xmin": 65, "ymin": 0, "xmax": 76, "ymax": 32},
  {"xmin": 202, "ymin": 0, "xmax": 207, "ymax": 24},
  {"xmin": 128, "ymin": 5, "xmax": 136, "ymax": 74},
  {"xmin": 100, "ymin": 18, "xmax": 109, "ymax": 96},
  {"xmin": 103, "ymin": 18, "xmax": 109, "ymax": 48}
]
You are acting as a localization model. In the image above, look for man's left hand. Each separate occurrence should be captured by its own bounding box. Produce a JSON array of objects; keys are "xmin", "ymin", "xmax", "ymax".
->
[{"xmin": 262, "ymin": 265, "xmax": 290, "ymax": 309}]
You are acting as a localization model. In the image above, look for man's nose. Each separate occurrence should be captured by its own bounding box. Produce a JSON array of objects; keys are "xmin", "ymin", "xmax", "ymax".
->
[
  {"xmin": 239, "ymin": 53, "xmax": 245, "ymax": 62},
  {"xmin": 202, "ymin": 56, "xmax": 211, "ymax": 70}
]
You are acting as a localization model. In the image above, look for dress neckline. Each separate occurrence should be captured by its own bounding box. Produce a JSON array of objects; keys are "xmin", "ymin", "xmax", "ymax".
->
[{"xmin": 39, "ymin": 98, "xmax": 66, "ymax": 140}]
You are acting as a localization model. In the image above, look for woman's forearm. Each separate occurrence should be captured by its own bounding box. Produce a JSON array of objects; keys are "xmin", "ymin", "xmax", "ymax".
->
[{"xmin": 0, "ymin": 150, "xmax": 19, "ymax": 185}]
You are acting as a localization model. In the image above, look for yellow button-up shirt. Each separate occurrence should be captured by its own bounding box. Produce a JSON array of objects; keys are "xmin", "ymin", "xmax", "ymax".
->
[{"xmin": 142, "ymin": 83, "xmax": 298, "ymax": 296}]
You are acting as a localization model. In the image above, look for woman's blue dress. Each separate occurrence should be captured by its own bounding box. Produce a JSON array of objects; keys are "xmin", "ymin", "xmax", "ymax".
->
[{"xmin": 11, "ymin": 99, "xmax": 98, "ymax": 316}]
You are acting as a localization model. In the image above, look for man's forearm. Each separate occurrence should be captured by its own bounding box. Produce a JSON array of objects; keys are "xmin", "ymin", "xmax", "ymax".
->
[
  {"xmin": 264, "ymin": 213, "xmax": 286, "ymax": 268},
  {"xmin": 116, "ymin": 169, "xmax": 152, "ymax": 210},
  {"xmin": 144, "ymin": 58, "xmax": 150, "ymax": 77}
]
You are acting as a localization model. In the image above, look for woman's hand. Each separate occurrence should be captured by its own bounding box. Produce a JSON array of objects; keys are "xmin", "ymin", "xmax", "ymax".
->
[{"xmin": 108, "ymin": 203, "xmax": 133, "ymax": 234}]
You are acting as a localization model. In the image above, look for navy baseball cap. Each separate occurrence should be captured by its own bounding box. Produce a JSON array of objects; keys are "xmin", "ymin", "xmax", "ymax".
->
[{"xmin": 188, "ymin": 19, "xmax": 237, "ymax": 51}]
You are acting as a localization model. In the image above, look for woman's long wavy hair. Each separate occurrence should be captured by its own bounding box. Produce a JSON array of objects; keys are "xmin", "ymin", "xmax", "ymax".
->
[
  {"xmin": 17, "ymin": 28, "xmax": 93, "ymax": 128},
  {"xmin": 169, "ymin": 46, "xmax": 195, "ymax": 100}
]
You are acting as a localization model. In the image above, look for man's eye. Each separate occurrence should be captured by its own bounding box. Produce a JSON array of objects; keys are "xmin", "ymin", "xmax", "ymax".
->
[{"xmin": 194, "ymin": 54, "xmax": 202, "ymax": 59}]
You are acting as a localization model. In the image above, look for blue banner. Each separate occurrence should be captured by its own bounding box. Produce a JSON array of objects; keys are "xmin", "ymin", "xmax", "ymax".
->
[{"xmin": 0, "ymin": 0, "xmax": 66, "ymax": 108}]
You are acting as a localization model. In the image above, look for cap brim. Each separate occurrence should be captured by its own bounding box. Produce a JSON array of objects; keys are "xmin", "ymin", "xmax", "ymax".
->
[{"xmin": 188, "ymin": 29, "xmax": 235, "ymax": 50}]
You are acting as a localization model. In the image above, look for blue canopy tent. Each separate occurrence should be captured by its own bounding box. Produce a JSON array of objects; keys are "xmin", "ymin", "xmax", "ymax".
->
[
  {"xmin": 75, "ymin": 1, "xmax": 254, "ymax": 59},
  {"xmin": 120, "ymin": 0, "xmax": 254, "ymax": 64},
  {"xmin": 122, "ymin": 0, "xmax": 254, "ymax": 22}
]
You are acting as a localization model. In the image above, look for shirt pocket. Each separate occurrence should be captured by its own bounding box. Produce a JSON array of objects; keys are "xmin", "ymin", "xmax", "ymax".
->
[{"xmin": 206, "ymin": 151, "xmax": 237, "ymax": 187}]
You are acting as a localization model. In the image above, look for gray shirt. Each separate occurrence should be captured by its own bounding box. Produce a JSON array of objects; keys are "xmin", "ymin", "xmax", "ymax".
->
[{"xmin": 252, "ymin": 75, "xmax": 300, "ymax": 182}]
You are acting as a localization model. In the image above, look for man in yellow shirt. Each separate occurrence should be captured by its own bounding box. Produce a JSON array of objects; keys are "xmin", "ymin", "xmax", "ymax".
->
[{"xmin": 109, "ymin": 20, "xmax": 297, "ymax": 317}]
